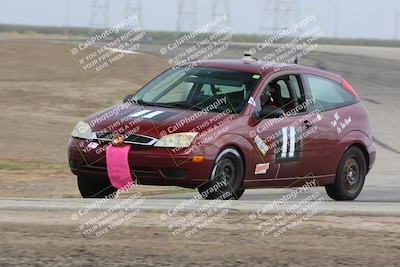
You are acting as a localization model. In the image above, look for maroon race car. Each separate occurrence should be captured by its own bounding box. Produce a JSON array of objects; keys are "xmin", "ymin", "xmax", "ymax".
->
[{"xmin": 68, "ymin": 55, "xmax": 375, "ymax": 201}]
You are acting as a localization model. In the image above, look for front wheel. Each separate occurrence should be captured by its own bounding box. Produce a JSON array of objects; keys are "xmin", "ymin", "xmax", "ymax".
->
[
  {"xmin": 198, "ymin": 148, "xmax": 245, "ymax": 200},
  {"xmin": 325, "ymin": 147, "xmax": 367, "ymax": 201},
  {"xmin": 78, "ymin": 175, "xmax": 118, "ymax": 198}
]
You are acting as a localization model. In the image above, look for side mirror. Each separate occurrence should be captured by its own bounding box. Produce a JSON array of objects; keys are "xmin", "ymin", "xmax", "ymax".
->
[
  {"xmin": 123, "ymin": 94, "xmax": 135, "ymax": 103},
  {"xmin": 253, "ymin": 106, "xmax": 284, "ymax": 120}
]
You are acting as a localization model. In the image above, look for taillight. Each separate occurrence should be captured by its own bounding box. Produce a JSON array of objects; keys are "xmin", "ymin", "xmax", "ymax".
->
[{"xmin": 342, "ymin": 79, "xmax": 358, "ymax": 96}]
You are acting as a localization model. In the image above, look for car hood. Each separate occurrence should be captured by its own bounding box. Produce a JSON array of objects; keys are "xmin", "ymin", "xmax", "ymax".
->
[{"xmin": 83, "ymin": 102, "xmax": 237, "ymax": 138}]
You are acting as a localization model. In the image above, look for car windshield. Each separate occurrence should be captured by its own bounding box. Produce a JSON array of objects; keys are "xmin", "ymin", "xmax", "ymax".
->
[{"xmin": 133, "ymin": 67, "xmax": 261, "ymax": 114}]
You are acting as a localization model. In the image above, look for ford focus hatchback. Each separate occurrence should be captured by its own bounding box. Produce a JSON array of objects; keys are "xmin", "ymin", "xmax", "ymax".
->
[{"xmin": 68, "ymin": 57, "xmax": 375, "ymax": 200}]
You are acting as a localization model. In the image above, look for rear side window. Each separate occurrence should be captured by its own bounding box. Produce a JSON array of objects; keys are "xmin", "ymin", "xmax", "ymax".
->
[{"xmin": 304, "ymin": 75, "xmax": 357, "ymax": 111}]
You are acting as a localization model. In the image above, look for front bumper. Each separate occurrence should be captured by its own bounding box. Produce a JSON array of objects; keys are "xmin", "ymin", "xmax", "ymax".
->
[{"xmin": 68, "ymin": 137, "xmax": 217, "ymax": 188}]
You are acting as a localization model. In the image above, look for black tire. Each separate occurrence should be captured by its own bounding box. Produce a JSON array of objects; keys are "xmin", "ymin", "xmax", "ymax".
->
[
  {"xmin": 77, "ymin": 175, "xmax": 118, "ymax": 198},
  {"xmin": 198, "ymin": 148, "xmax": 245, "ymax": 200},
  {"xmin": 325, "ymin": 147, "xmax": 367, "ymax": 201}
]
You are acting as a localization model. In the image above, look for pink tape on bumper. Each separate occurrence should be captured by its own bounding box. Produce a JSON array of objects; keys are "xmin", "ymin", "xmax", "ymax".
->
[{"xmin": 105, "ymin": 144, "xmax": 133, "ymax": 190}]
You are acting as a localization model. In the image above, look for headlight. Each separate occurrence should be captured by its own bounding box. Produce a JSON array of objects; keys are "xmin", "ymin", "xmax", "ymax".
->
[
  {"xmin": 154, "ymin": 132, "xmax": 198, "ymax": 148},
  {"xmin": 71, "ymin": 121, "xmax": 96, "ymax": 139}
]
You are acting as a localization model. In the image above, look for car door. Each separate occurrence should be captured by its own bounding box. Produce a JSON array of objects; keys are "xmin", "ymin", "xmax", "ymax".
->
[
  {"xmin": 251, "ymin": 74, "xmax": 310, "ymax": 179},
  {"xmin": 269, "ymin": 74, "xmax": 319, "ymax": 179}
]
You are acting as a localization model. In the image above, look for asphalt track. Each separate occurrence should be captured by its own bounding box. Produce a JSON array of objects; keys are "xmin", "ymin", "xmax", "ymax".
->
[
  {"xmin": 1, "ymin": 197, "xmax": 400, "ymax": 216},
  {"xmin": 4, "ymin": 40, "xmax": 399, "ymax": 213}
]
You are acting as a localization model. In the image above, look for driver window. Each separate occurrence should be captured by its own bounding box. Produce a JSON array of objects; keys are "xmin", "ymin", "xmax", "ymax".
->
[{"xmin": 261, "ymin": 75, "xmax": 306, "ymax": 114}]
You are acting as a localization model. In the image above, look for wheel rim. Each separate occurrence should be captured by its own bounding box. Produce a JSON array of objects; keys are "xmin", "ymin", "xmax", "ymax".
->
[
  {"xmin": 203, "ymin": 148, "xmax": 244, "ymax": 199},
  {"xmin": 209, "ymin": 157, "xmax": 237, "ymax": 197},
  {"xmin": 343, "ymin": 157, "xmax": 361, "ymax": 193},
  {"xmin": 215, "ymin": 158, "xmax": 236, "ymax": 185}
]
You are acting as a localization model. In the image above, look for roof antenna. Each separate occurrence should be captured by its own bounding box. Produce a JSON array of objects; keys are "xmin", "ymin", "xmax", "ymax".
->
[
  {"xmin": 294, "ymin": 56, "xmax": 299, "ymax": 65},
  {"xmin": 242, "ymin": 52, "xmax": 258, "ymax": 63}
]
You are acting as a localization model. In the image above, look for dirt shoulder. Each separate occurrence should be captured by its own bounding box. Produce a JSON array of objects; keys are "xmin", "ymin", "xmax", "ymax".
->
[
  {"xmin": 0, "ymin": 40, "xmax": 169, "ymax": 164},
  {"xmin": 0, "ymin": 40, "xmax": 178, "ymax": 198},
  {"xmin": 0, "ymin": 210, "xmax": 399, "ymax": 267}
]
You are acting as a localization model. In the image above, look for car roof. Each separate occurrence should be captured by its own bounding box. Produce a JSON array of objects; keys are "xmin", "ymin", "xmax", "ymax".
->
[{"xmin": 189, "ymin": 59, "xmax": 343, "ymax": 83}]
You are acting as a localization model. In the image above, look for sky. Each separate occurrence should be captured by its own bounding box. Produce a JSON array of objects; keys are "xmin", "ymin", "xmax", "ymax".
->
[{"xmin": 0, "ymin": 0, "xmax": 399, "ymax": 39}]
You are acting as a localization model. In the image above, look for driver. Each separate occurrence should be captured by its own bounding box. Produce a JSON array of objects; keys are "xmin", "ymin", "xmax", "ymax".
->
[{"xmin": 261, "ymin": 84, "xmax": 278, "ymax": 109}]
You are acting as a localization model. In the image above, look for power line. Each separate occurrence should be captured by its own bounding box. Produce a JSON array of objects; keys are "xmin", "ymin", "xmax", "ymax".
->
[
  {"xmin": 260, "ymin": 0, "xmax": 301, "ymax": 35},
  {"xmin": 395, "ymin": 9, "xmax": 399, "ymax": 40},
  {"xmin": 124, "ymin": 0, "xmax": 143, "ymax": 28},
  {"xmin": 90, "ymin": 0, "xmax": 109, "ymax": 29},
  {"xmin": 211, "ymin": 0, "xmax": 231, "ymax": 32},
  {"xmin": 177, "ymin": 0, "xmax": 197, "ymax": 32},
  {"xmin": 333, "ymin": 2, "xmax": 339, "ymax": 38},
  {"xmin": 64, "ymin": 0, "xmax": 71, "ymax": 35}
]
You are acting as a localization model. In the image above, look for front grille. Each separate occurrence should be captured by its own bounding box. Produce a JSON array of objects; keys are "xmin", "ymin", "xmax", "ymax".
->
[
  {"xmin": 81, "ymin": 163, "xmax": 158, "ymax": 178},
  {"xmin": 125, "ymin": 135, "xmax": 153, "ymax": 144},
  {"xmin": 94, "ymin": 132, "xmax": 157, "ymax": 146}
]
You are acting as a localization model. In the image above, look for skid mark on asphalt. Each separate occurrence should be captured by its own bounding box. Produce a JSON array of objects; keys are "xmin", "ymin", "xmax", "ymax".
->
[
  {"xmin": 373, "ymin": 137, "xmax": 400, "ymax": 155},
  {"xmin": 360, "ymin": 97, "xmax": 382, "ymax": 105}
]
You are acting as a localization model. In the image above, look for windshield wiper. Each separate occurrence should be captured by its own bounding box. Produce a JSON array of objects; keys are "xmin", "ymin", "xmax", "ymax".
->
[
  {"xmin": 129, "ymin": 98, "xmax": 145, "ymax": 105},
  {"xmin": 130, "ymin": 99, "xmax": 160, "ymax": 107},
  {"xmin": 166, "ymin": 103, "xmax": 202, "ymax": 111},
  {"xmin": 132, "ymin": 100, "xmax": 202, "ymax": 111}
]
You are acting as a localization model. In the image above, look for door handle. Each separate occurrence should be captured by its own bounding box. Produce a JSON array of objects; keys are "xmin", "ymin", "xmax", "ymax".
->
[{"xmin": 303, "ymin": 120, "xmax": 312, "ymax": 129}]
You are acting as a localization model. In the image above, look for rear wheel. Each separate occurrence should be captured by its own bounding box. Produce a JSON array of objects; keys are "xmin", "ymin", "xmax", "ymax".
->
[
  {"xmin": 325, "ymin": 147, "xmax": 366, "ymax": 201},
  {"xmin": 77, "ymin": 175, "xmax": 118, "ymax": 198},
  {"xmin": 198, "ymin": 148, "xmax": 245, "ymax": 200}
]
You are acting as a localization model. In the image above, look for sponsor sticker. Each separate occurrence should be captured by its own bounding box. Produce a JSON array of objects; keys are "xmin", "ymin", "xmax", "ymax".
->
[
  {"xmin": 248, "ymin": 97, "xmax": 257, "ymax": 107},
  {"xmin": 254, "ymin": 135, "xmax": 269, "ymax": 156},
  {"xmin": 331, "ymin": 111, "xmax": 351, "ymax": 134},
  {"xmin": 255, "ymin": 163, "xmax": 270, "ymax": 175}
]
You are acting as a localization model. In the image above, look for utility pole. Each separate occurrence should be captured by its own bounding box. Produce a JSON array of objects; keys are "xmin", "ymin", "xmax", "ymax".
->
[
  {"xmin": 211, "ymin": 0, "xmax": 231, "ymax": 32},
  {"xmin": 395, "ymin": 9, "xmax": 399, "ymax": 40},
  {"xmin": 177, "ymin": 0, "xmax": 197, "ymax": 32},
  {"xmin": 90, "ymin": 0, "xmax": 110, "ymax": 29},
  {"xmin": 260, "ymin": 0, "xmax": 301, "ymax": 35},
  {"xmin": 333, "ymin": 2, "xmax": 339, "ymax": 38},
  {"xmin": 64, "ymin": 0, "xmax": 70, "ymax": 36},
  {"xmin": 124, "ymin": 0, "xmax": 143, "ymax": 28}
]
